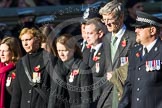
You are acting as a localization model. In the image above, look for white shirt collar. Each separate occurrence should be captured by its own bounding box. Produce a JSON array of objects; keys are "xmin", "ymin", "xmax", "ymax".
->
[
  {"xmin": 91, "ymin": 43, "xmax": 102, "ymax": 56},
  {"xmin": 112, "ymin": 25, "xmax": 126, "ymax": 47},
  {"xmin": 144, "ymin": 39, "xmax": 157, "ymax": 52},
  {"xmin": 112, "ymin": 24, "xmax": 126, "ymax": 40}
]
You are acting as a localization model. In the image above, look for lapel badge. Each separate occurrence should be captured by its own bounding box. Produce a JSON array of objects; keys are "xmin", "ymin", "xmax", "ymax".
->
[{"xmin": 154, "ymin": 47, "xmax": 158, "ymax": 52}]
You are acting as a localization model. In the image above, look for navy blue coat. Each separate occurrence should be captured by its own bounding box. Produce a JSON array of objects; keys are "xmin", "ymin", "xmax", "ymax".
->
[{"xmin": 119, "ymin": 39, "xmax": 162, "ymax": 108}]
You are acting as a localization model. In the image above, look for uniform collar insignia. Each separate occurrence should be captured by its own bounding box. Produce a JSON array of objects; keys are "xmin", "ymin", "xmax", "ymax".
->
[{"xmin": 154, "ymin": 47, "xmax": 158, "ymax": 51}]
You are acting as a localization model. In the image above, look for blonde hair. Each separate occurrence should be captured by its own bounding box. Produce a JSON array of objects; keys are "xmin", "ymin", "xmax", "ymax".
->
[
  {"xmin": 19, "ymin": 28, "xmax": 43, "ymax": 43},
  {"xmin": 99, "ymin": 0, "xmax": 124, "ymax": 19}
]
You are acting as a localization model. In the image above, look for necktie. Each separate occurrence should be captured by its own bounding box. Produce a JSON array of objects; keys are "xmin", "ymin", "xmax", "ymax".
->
[
  {"xmin": 89, "ymin": 49, "xmax": 96, "ymax": 67},
  {"xmin": 111, "ymin": 36, "xmax": 118, "ymax": 62},
  {"xmin": 143, "ymin": 47, "xmax": 148, "ymax": 56}
]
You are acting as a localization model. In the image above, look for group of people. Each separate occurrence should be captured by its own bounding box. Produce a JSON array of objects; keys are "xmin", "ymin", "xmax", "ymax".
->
[{"xmin": 0, "ymin": 0, "xmax": 162, "ymax": 108}]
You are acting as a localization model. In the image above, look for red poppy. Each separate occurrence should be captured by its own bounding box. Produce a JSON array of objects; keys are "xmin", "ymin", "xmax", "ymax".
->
[
  {"xmin": 34, "ymin": 65, "xmax": 40, "ymax": 72},
  {"xmin": 93, "ymin": 56, "xmax": 99, "ymax": 61},
  {"xmin": 92, "ymin": 52, "xmax": 101, "ymax": 61},
  {"xmin": 11, "ymin": 72, "xmax": 16, "ymax": 80},
  {"xmin": 136, "ymin": 52, "xmax": 140, "ymax": 58},
  {"xmin": 86, "ymin": 44, "xmax": 91, "ymax": 49},
  {"xmin": 72, "ymin": 69, "xmax": 79, "ymax": 76},
  {"xmin": 121, "ymin": 39, "xmax": 127, "ymax": 47}
]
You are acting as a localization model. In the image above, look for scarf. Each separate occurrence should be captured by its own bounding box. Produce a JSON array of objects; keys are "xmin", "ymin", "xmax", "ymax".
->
[{"xmin": 0, "ymin": 62, "xmax": 15, "ymax": 108}]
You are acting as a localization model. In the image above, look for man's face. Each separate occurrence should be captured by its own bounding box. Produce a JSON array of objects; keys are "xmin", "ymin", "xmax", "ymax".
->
[
  {"xmin": 85, "ymin": 24, "xmax": 102, "ymax": 46},
  {"xmin": 135, "ymin": 26, "xmax": 155, "ymax": 46},
  {"xmin": 102, "ymin": 13, "xmax": 123, "ymax": 33}
]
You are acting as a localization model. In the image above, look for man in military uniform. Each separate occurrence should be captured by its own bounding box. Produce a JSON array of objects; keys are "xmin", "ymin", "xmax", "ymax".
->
[{"xmin": 119, "ymin": 11, "xmax": 162, "ymax": 108}]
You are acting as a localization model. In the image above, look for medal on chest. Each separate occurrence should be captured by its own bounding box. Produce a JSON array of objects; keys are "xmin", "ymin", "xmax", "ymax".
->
[
  {"xmin": 6, "ymin": 77, "xmax": 12, "ymax": 87},
  {"xmin": 69, "ymin": 69, "xmax": 79, "ymax": 83},
  {"xmin": 33, "ymin": 65, "xmax": 41, "ymax": 83},
  {"xmin": 95, "ymin": 62, "xmax": 100, "ymax": 73},
  {"xmin": 120, "ymin": 57, "xmax": 128, "ymax": 66},
  {"xmin": 146, "ymin": 60, "xmax": 161, "ymax": 72},
  {"xmin": 6, "ymin": 72, "xmax": 16, "ymax": 87}
]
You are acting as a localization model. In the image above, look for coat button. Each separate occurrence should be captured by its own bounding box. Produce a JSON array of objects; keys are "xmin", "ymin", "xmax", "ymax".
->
[
  {"xmin": 27, "ymin": 100, "xmax": 30, "ymax": 103},
  {"xmin": 137, "ymin": 98, "xmax": 139, "ymax": 101},
  {"xmin": 137, "ymin": 78, "xmax": 140, "ymax": 81},
  {"xmin": 29, "ymin": 90, "xmax": 31, "ymax": 93},
  {"xmin": 137, "ymin": 88, "xmax": 140, "ymax": 91},
  {"xmin": 138, "ymin": 67, "xmax": 141, "ymax": 70}
]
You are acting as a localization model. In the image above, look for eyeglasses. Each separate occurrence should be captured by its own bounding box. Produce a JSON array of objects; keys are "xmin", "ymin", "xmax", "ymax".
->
[{"xmin": 101, "ymin": 16, "xmax": 119, "ymax": 24}]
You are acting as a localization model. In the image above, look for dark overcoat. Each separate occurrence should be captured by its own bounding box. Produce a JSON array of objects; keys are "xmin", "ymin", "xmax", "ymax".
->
[
  {"xmin": 65, "ymin": 58, "xmax": 93, "ymax": 108},
  {"xmin": 97, "ymin": 30, "xmax": 136, "ymax": 108},
  {"xmin": 48, "ymin": 59, "xmax": 70, "ymax": 108},
  {"xmin": 10, "ymin": 49, "xmax": 54, "ymax": 108}
]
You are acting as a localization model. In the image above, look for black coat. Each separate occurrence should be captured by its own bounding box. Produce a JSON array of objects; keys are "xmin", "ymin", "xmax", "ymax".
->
[
  {"xmin": 65, "ymin": 58, "xmax": 93, "ymax": 108},
  {"xmin": 48, "ymin": 59, "xmax": 70, "ymax": 108},
  {"xmin": 89, "ymin": 45, "xmax": 108, "ymax": 102},
  {"xmin": 119, "ymin": 39, "xmax": 162, "ymax": 108},
  {"xmin": 10, "ymin": 49, "xmax": 54, "ymax": 108},
  {"xmin": 6, "ymin": 68, "xmax": 16, "ymax": 108}
]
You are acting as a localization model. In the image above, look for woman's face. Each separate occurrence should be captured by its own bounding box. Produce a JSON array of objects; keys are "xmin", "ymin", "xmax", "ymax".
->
[
  {"xmin": 56, "ymin": 42, "xmax": 74, "ymax": 62},
  {"xmin": 0, "ymin": 43, "xmax": 12, "ymax": 63},
  {"xmin": 20, "ymin": 33, "xmax": 40, "ymax": 53}
]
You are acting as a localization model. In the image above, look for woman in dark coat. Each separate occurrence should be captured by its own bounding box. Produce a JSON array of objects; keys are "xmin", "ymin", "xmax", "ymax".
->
[
  {"xmin": 0, "ymin": 37, "xmax": 22, "ymax": 108},
  {"xmin": 48, "ymin": 34, "xmax": 93, "ymax": 108},
  {"xmin": 10, "ymin": 28, "xmax": 55, "ymax": 108}
]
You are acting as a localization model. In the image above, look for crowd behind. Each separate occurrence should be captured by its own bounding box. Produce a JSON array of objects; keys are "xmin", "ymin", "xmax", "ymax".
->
[
  {"xmin": 0, "ymin": 0, "xmax": 162, "ymax": 108},
  {"xmin": 0, "ymin": 0, "xmax": 161, "ymax": 8}
]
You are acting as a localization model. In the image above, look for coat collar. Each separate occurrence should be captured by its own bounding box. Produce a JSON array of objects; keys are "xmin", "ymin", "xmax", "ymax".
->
[{"xmin": 137, "ymin": 38, "xmax": 161, "ymax": 67}]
